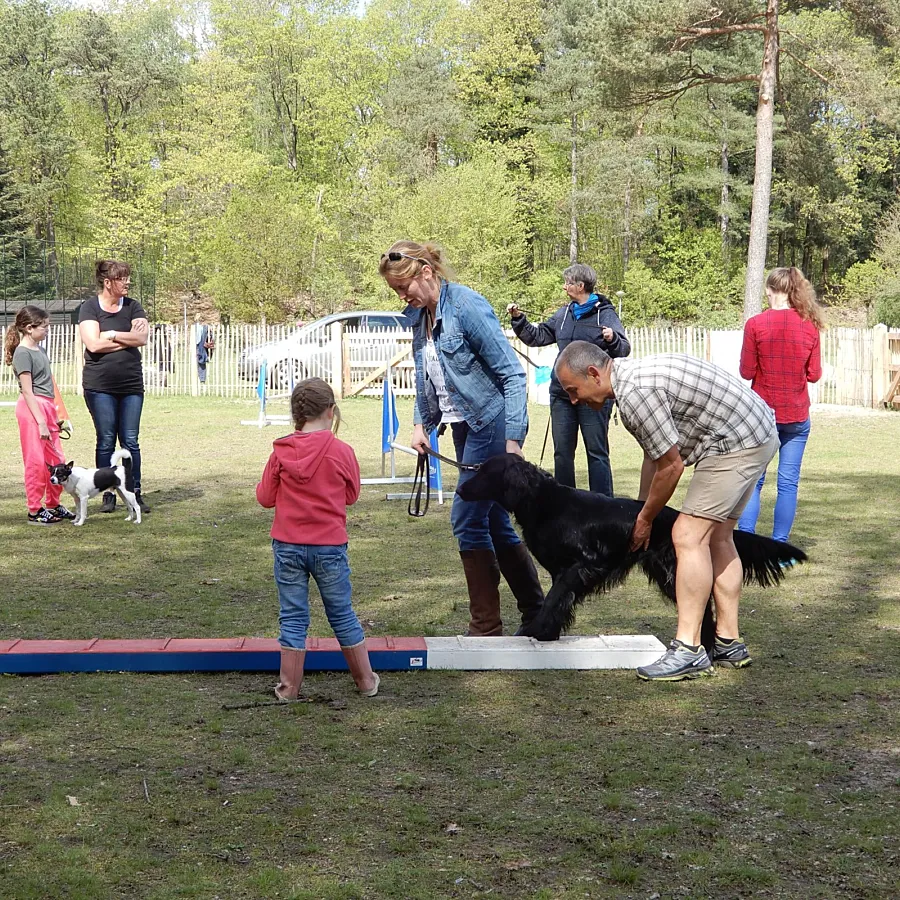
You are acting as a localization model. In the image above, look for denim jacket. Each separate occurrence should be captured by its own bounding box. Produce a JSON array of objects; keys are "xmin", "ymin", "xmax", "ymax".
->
[{"xmin": 405, "ymin": 282, "xmax": 527, "ymax": 441}]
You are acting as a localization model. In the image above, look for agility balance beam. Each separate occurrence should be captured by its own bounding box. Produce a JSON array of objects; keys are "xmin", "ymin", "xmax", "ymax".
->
[{"xmin": 0, "ymin": 635, "xmax": 666, "ymax": 676}]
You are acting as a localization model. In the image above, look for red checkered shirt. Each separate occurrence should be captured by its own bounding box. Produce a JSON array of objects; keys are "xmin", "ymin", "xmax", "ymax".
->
[{"xmin": 739, "ymin": 308, "xmax": 822, "ymax": 424}]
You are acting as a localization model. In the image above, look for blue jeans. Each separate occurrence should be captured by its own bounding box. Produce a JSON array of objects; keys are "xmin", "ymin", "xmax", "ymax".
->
[
  {"xmin": 450, "ymin": 412, "xmax": 522, "ymax": 552},
  {"xmin": 737, "ymin": 418, "xmax": 811, "ymax": 542},
  {"xmin": 551, "ymin": 395, "xmax": 613, "ymax": 496},
  {"xmin": 273, "ymin": 541, "xmax": 365, "ymax": 650},
  {"xmin": 83, "ymin": 391, "xmax": 145, "ymax": 492}
]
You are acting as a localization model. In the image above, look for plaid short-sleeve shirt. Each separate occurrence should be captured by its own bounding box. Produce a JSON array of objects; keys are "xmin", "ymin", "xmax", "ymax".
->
[{"xmin": 610, "ymin": 354, "xmax": 776, "ymax": 467}]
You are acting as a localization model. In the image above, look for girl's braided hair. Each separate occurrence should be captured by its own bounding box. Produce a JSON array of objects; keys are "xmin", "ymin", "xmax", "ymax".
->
[{"xmin": 290, "ymin": 377, "xmax": 341, "ymax": 433}]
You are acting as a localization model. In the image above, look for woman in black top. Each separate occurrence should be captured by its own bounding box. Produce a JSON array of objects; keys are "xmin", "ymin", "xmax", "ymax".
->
[
  {"xmin": 509, "ymin": 263, "xmax": 630, "ymax": 496},
  {"xmin": 78, "ymin": 260, "xmax": 151, "ymax": 513}
]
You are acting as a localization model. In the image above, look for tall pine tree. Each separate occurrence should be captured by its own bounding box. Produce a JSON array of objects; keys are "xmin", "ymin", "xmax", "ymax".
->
[{"xmin": 0, "ymin": 141, "xmax": 47, "ymax": 315}]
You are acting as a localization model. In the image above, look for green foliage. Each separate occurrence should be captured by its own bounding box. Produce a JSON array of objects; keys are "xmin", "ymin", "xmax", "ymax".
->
[
  {"xmin": 365, "ymin": 153, "xmax": 529, "ymax": 312},
  {"xmin": 838, "ymin": 259, "xmax": 885, "ymax": 309},
  {"xmin": 202, "ymin": 173, "xmax": 319, "ymax": 322},
  {"xmin": 526, "ymin": 267, "xmax": 568, "ymax": 318},
  {"xmin": 622, "ymin": 220, "xmax": 742, "ymax": 326},
  {"xmin": 0, "ymin": 0, "xmax": 899, "ymax": 322},
  {"xmin": 0, "ymin": 143, "xmax": 47, "ymax": 306},
  {"xmin": 870, "ymin": 278, "xmax": 900, "ymax": 328}
]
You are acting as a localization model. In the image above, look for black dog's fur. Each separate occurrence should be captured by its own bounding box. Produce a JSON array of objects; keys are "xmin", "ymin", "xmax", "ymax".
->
[{"xmin": 456, "ymin": 454, "xmax": 806, "ymax": 647}]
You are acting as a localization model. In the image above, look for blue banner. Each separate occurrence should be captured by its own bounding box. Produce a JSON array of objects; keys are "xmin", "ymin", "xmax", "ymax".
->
[
  {"xmin": 428, "ymin": 429, "xmax": 442, "ymax": 491},
  {"xmin": 381, "ymin": 373, "xmax": 400, "ymax": 453},
  {"xmin": 257, "ymin": 360, "xmax": 268, "ymax": 405}
]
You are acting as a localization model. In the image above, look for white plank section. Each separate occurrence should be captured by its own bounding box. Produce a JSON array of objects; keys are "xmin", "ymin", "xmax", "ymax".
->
[{"xmin": 424, "ymin": 635, "xmax": 666, "ymax": 670}]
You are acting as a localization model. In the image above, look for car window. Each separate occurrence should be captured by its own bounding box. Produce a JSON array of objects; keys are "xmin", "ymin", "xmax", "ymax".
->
[
  {"xmin": 365, "ymin": 315, "xmax": 404, "ymax": 330},
  {"xmin": 341, "ymin": 316, "xmax": 363, "ymax": 330}
]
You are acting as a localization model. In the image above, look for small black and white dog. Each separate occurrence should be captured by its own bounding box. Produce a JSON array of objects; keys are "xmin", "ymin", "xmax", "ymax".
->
[{"xmin": 47, "ymin": 448, "xmax": 141, "ymax": 527}]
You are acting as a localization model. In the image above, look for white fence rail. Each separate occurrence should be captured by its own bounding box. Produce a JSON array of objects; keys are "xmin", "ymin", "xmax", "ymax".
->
[{"xmin": 0, "ymin": 322, "xmax": 890, "ymax": 409}]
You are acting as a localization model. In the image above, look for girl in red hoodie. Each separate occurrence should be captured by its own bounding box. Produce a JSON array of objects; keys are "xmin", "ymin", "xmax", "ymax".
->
[{"xmin": 256, "ymin": 377, "xmax": 379, "ymax": 700}]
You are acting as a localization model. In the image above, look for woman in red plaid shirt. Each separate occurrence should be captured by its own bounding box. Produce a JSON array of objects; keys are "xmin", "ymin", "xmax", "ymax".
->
[{"xmin": 737, "ymin": 267, "xmax": 824, "ymax": 542}]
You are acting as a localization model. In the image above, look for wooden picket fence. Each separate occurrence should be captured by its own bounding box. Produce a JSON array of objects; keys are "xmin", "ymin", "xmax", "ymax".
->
[{"xmin": 0, "ymin": 322, "xmax": 892, "ymax": 409}]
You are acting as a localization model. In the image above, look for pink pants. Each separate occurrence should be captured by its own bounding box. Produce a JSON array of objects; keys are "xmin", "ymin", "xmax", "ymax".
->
[{"xmin": 16, "ymin": 394, "xmax": 64, "ymax": 512}]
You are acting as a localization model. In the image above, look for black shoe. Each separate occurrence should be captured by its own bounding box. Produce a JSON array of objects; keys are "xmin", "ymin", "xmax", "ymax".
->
[
  {"xmin": 135, "ymin": 492, "xmax": 151, "ymax": 514},
  {"xmin": 99, "ymin": 492, "xmax": 117, "ymax": 513},
  {"xmin": 27, "ymin": 507, "xmax": 62, "ymax": 525},
  {"xmin": 47, "ymin": 504, "xmax": 76, "ymax": 521}
]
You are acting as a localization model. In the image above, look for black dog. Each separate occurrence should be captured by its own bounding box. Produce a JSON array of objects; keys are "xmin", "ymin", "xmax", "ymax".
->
[{"xmin": 456, "ymin": 453, "xmax": 806, "ymax": 646}]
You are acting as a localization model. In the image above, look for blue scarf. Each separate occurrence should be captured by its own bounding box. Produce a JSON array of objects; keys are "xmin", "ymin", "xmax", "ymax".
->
[{"xmin": 571, "ymin": 294, "xmax": 600, "ymax": 320}]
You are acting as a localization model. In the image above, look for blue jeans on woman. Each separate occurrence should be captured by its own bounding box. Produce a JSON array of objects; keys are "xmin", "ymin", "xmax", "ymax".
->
[
  {"xmin": 450, "ymin": 411, "xmax": 522, "ymax": 552},
  {"xmin": 83, "ymin": 391, "xmax": 145, "ymax": 492},
  {"xmin": 551, "ymin": 395, "xmax": 614, "ymax": 496},
  {"xmin": 273, "ymin": 540, "xmax": 365, "ymax": 650},
  {"xmin": 737, "ymin": 418, "xmax": 811, "ymax": 542}
]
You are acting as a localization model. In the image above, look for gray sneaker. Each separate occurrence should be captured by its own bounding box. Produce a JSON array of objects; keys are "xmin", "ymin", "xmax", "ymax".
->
[
  {"xmin": 710, "ymin": 637, "xmax": 752, "ymax": 668},
  {"xmin": 637, "ymin": 640, "xmax": 714, "ymax": 681}
]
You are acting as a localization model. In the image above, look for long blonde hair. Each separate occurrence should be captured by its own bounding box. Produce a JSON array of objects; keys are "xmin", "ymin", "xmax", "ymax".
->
[
  {"xmin": 4, "ymin": 305, "xmax": 49, "ymax": 366},
  {"xmin": 290, "ymin": 377, "xmax": 341, "ymax": 433},
  {"xmin": 378, "ymin": 240, "xmax": 455, "ymax": 283},
  {"xmin": 766, "ymin": 267, "xmax": 825, "ymax": 331}
]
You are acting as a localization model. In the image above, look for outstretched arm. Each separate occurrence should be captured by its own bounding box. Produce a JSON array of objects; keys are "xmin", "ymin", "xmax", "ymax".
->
[{"xmin": 631, "ymin": 446, "xmax": 684, "ymax": 551}]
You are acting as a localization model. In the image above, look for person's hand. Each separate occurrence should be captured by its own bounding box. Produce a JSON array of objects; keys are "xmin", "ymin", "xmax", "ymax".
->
[
  {"xmin": 629, "ymin": 514, "xmax": 652, "ymax": 552},
  {"xmin": 38, "ymin": 421, "xmax": 51, "ymax": 440},
  {"xmin": 103, "ymin": 330, "xmax": 117, "ymax": 341},
  {"xmin": 507, "ymin": 303, "xmax": 521, "ymax": 319},
  {"xmin": 411, "ymin": 424, "xmax": 429, "ymax": 455},
  {"xmin": 505, "ymin": 440, "xmax": 524, "ymax": 457},
  {"xmin": 601, "ymin": 326, "xmax": 614, "ymax": 343}
]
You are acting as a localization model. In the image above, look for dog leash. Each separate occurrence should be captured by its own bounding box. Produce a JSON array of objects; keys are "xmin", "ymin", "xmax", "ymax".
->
[{"xmin": 391, "ymin": 441, "xmax": 480, "ymax": 518}]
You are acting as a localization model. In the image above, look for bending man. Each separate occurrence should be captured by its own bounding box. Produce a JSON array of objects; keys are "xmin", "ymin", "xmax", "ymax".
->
[{"xmin": 554, "ymin": 341, "xmax": 778, "ymax": 681}]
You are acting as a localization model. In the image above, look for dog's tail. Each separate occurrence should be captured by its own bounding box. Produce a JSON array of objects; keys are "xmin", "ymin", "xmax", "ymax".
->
[
  {"xmin": 111, "ymin": 448, "xmax": 135, "ymax": 493},
  {"xmin": 734, "ymin": 531, "xmax": 807, "ymax": 587}
]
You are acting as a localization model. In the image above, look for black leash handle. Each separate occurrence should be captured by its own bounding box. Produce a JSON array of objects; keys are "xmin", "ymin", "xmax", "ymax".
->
[{"xmin": 408, "ymin": 452, "xmax": 430, "ymax": 518}]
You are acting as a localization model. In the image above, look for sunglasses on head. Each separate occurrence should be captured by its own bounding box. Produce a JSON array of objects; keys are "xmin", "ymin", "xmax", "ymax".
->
[{"xmin": 382, "ymin": 251, "xmax": 429, "ymax": 266}]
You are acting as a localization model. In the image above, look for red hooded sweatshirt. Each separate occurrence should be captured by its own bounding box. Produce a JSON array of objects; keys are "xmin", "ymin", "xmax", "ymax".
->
[{"xmin": 256, "ymin": 430, "xmax": 361, "ymax": 545}]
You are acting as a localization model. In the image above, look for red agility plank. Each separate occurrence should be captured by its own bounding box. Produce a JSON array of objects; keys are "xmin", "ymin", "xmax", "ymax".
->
[
  {"xmin": 87, "ymin": 640, "xmax": 170, "ymax": 653},
  {"xmin": 0, "ymin": 636, "xmax": 430, "ymax": 674},
  {"xmin": 163, "ymin": 638, "xmax": 247, "ymax": 653},
  {"xmin": 8, "ymin": 640, "xmax": 98, "ymax": 654}
]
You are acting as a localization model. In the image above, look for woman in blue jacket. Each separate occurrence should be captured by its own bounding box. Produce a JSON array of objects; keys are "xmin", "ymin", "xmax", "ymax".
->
[
  {"xmin": 379, "ymin": 240, "xmax": 544, "ymax": 637},
  {"xmin": 509, "ymin": 263, "xmax": 629, "ymax": 496}
]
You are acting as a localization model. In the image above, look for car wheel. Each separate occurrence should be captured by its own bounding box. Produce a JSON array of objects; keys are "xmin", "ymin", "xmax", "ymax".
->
[{"xmin": 271, "ymin": 360, "xmax": 306, "ymax": 392}]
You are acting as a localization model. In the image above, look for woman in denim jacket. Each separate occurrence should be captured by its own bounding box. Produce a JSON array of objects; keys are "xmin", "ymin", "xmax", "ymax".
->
[
  {"xmin": 509, "ymin": 263, "xmax": 629, "ymax": 496},
  {"xmin": 379, "ymin": 240, "xmax": 544, "ymax": 637}
]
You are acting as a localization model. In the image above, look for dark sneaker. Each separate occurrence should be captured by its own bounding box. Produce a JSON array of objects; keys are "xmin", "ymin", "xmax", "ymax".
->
[
  {"xmin": 99, "ymin": 492, "xmax": 117, "ymax": 513},
  {"xmin": 28, "ymin": 508, "xmax": 61, "ymax": 526},
  {"xmin": 47, "ymin": 504, "xmax": 76, "ymax": 521},
  {"xmin": 135, "ymin": 492, "xmax": 151, "ymax": 515},
  {"xmin": 711, "ymin": 637, "xmax": 752, "ymax": 669},
  {"xmin": 637, "ymin": 640, "xmax": 714, "ymax": 681}
]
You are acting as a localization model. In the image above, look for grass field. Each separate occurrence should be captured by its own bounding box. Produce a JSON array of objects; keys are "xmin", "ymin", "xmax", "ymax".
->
[{"xmin": 1, "ymin": 395, "xmax": 898, "ymax": 899}]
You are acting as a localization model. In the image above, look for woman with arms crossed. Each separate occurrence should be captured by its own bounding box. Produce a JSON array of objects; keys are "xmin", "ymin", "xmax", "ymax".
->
[{"xmin": 78, "ymin": 260, "xmax": 151, "ymax": 514}]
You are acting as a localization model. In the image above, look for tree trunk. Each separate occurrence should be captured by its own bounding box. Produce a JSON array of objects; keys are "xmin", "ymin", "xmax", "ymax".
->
[
  {"xmin": 569, "ymin": 112, "xmax": 578, "ymax": 264},
  {"xmin": 743, "ymin": 0, "xmax": 779, "ymax": 321},
  {"xmin": 623, "ymin": 178, "xmax": 632, "ymax": 277},
  {"xmin": 719, "ymin": 137, "xmax": 730, "ymax": 265}
]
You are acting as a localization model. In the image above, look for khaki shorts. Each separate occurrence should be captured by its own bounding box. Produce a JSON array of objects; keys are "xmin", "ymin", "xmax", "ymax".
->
[{"xmin": 681, "ymin": 435, "xmax": 779, "ymax": 523}]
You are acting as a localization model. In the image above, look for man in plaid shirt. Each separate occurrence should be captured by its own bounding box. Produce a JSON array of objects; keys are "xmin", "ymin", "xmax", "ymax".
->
[{"xmin": 555, "ymin": 342, "xmax": 778, "ymax": 681}]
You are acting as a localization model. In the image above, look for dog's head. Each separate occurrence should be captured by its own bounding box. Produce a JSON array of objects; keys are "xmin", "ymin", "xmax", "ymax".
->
[
  {"xmin": 47, "ymin": 461, "xmax": 75, "ymax": 486},
  {"xmin": 455, "ymin": 453, "xmax": 547, "ymax": 512}
]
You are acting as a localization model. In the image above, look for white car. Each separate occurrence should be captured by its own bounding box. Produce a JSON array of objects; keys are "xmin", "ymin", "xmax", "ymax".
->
[{"xmin": 238, "ymin": 310, "xmax": 410, "ymax": 391}]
